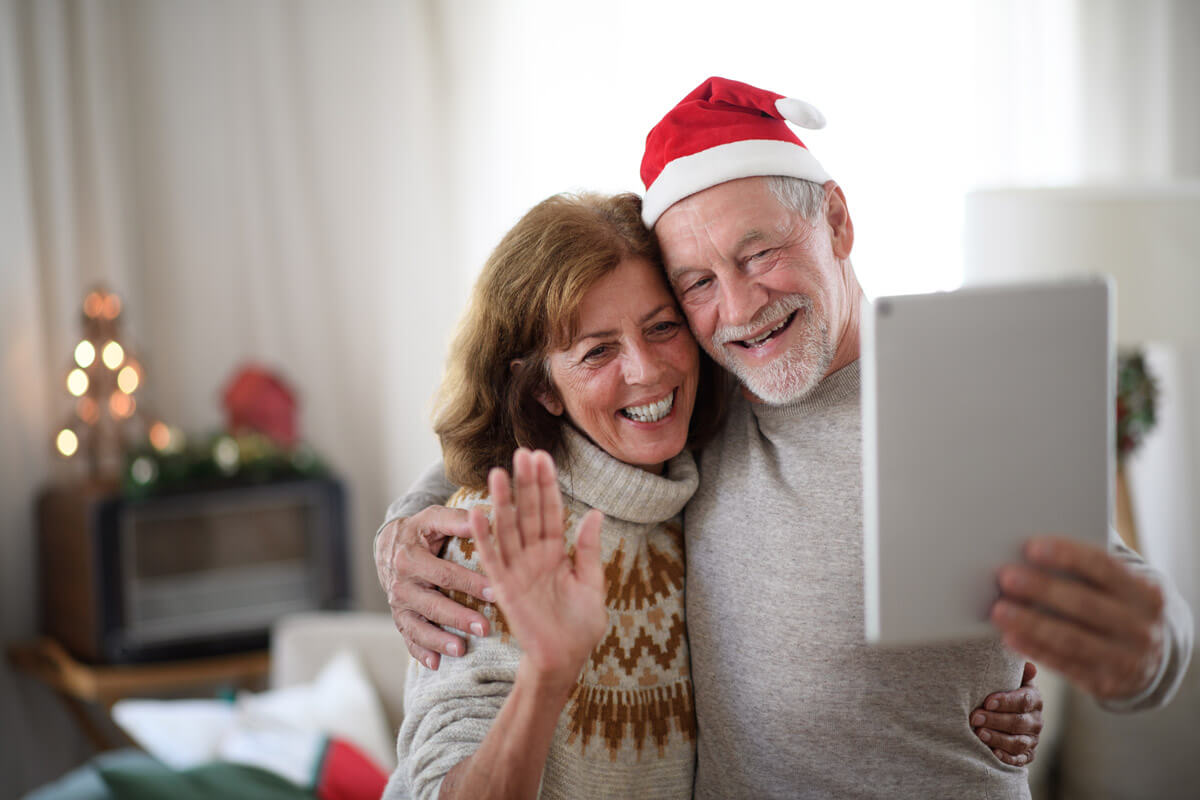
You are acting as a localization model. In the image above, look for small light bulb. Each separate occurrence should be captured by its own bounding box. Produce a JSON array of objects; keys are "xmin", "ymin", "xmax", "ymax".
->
[
  {"xmin": 74, "ymin": 340, "xmax": 96, "ymax": 368},
  {"xmin": 130, "ymin": 456, "xmax": 158, "ymax": 485},
  {"xmin": 214, "ymin": 436, "xmax": 240, "ymax": 474},
  {"xmin": 117, "ymin": 365, "xmax": 140, "ymax": 393},
  {"xmin": 149, "ymin": 421, "xmax": 171, "ymax": 450},
  {"xmin": 84, "ymin": 292, "xmax": 105, "ymax": 319},
  {"xmin": 102, "ymin": 341, "xmax": 125, "ymax": 370},
  {"xmin": 56, "ymin": 429, "xmax": 79, "ymax": 457},
  {"xmin": 77, "ymin": 397, "xmax": 99, "ymax": 424},
  {"xmin": 67, "ymin": 369, "xmax": 89, "ymax": 397},
  {"xmin": 103, "ymin": 294, "xmax": 122, "ymax": 320},
  {"xmin": 109, "ymin": 391, "xmax": 134, "ymax": 419}
]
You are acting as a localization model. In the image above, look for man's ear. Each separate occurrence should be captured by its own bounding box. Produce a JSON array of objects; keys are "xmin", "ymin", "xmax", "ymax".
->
[
  {"xmin": 512, "ymin": 359, "xmax": 563, "ymax": 416},
  {"xmin": 823, "ymin": 181, "xmax": 854, "ymax": 260}
]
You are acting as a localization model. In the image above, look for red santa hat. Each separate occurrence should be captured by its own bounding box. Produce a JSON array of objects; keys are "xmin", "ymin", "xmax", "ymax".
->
[{"xmin": 640, "ymin": 76, "xmax": 831, "ymax": 227}]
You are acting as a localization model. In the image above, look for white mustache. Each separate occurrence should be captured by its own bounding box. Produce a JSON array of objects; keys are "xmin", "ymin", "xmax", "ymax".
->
[{"xmin": 712, "ymin": 295, "xmax": 811, "ymax": 347}]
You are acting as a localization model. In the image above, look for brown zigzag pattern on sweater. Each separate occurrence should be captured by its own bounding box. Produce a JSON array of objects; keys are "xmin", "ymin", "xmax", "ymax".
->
[
  {"xmin": 565, "ymin": 680, "xmax": 696, "ymax": 760},
  {"xmin": 603, "ymin": 525, "xmax": 685, "ymax": 612},
  {"xmin": 590, "ymin": 612, "xmax": 687, "ymax": 675},
  {"xmin": 444, "ymin": 490, "xmax": 692, "ymax": 758}
]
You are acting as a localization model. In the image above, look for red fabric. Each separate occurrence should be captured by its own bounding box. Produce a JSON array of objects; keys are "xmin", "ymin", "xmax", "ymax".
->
[
  {"xmin": 222, "ymin": 365, "xmax": 298, "ymax": 446},
  {"xmin": 314, "ymin": 739, "xmax": 388, "ymax": 800},
  {"xmin": 640, "ymin": 76, "xmax": 807, "ymax": 188}
]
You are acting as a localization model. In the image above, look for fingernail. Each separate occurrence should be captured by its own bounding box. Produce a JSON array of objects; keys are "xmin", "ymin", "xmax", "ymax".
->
[
  {"xmin": 447, "ymin": 641, "xmax": 462, "ymax": 656},
  {"xmin": 972, "ymin": 713, "xmax": 986, "ymax": 726},
  {"xmin": 987, "ymin": 699, "xmax": 1000, "ymax": 710},
  {"xmin": 470, "ymin": 622, "xmax": 484, "ymax": 636},
  {"xmin": 979, "ymin": 730, "xmax": 992, "ymax": 743},
  {"xmin": 482, "ymin": 587, "xmax": 495, "ymax": 602},
  {"xmin": 424, "ymin": 656, "xmax": 435, "ymax": 669},
  {"xmin": 1003, "ymin": 569, "xmax": 1028, "ymax": 591}
]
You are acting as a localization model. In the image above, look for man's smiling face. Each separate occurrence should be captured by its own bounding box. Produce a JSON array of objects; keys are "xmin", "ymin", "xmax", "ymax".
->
[{"xmin": 654, "ymin": 176, "xmax": 857, "ymax": 404}]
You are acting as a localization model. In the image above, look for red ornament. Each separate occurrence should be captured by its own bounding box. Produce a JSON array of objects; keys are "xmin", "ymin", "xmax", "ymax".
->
[{"xmin": 222, "ymin": 366, "xmax": 298, "ymax": 446}]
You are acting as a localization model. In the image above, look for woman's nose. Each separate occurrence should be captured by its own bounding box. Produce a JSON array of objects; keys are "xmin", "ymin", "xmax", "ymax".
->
[{"xmin": 621, "ymin": 343, "xmax": 665, "ymax": 385}]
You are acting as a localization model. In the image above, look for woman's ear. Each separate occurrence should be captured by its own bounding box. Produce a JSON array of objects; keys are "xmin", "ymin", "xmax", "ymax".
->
[
  {"xmin": 512, "ymin": 358, "xmax": 564, "ymax": 416},
  {"xmin": 537, "ymin": 392, "xmax": 564, "ymax": 417}
]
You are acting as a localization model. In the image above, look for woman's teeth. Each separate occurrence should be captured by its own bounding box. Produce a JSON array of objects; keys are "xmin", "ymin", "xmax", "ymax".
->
[
  {"xmin": 741, "ymin": 314, "xmax": 791, "ymax": 347},
  {"xmin": 621, "ymin": 391, "xmax": 674, "ymax": 423}
]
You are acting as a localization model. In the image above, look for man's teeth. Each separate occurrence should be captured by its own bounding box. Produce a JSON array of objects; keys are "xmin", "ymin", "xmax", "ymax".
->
[
  {"xmin": 621, "ymin": 392, "xmax": 674, "ymax": 423},
  {"xmin": 742, "ymin": 316, "xmax": 790, "ymax": 346}
]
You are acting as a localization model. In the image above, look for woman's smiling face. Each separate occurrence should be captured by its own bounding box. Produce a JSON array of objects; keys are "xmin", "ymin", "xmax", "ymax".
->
[{"xmin": 539, "ymin": 257, "xmax": 700, "ymax": 473}]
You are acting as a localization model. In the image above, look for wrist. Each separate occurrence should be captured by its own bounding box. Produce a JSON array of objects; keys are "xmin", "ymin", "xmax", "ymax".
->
[{"xmin": 516, "ymin": 658, "xmax": 581, "ymax": 703}]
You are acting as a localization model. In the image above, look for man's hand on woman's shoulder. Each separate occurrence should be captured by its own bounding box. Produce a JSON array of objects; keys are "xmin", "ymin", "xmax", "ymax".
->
[{"xmin": 374, "ymin": 506, "xmax": 492, "ymax": 670}]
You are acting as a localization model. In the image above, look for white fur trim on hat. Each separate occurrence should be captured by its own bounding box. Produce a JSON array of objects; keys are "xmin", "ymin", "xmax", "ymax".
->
[
  {"xmin": 641, "ymin": 139, "xmax": 832, "ymax": 228},
  {"xmin": 774, "ymin": 97, "xmax": 826, "ymax": 129}
]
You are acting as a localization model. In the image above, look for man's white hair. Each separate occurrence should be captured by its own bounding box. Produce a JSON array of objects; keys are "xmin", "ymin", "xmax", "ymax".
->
[{"xmin": 766, "ymin": 176, "xmax": 826, "ymax": 223}]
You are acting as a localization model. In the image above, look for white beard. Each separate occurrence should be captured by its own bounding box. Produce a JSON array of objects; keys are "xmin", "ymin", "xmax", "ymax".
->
[{"xmin": 708, "ymin": 295, "xmax": 835, "ymax": 405}]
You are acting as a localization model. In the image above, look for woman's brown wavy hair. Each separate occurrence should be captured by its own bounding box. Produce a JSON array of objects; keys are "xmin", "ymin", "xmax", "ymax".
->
[{"xmin": 434, "ymin": 191, "xmax": 725, "ymax": 489}]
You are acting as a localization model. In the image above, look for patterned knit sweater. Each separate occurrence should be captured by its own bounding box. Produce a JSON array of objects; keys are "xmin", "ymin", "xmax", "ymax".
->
[{"xmin": 383, "ymin": 427, "xmax": 699, "ymax": 800}]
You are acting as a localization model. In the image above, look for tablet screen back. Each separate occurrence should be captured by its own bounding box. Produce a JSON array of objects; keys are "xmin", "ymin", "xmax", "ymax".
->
[{"xmin": 862, "ymin": 278, "xmax": 1113, "ymax": 643}]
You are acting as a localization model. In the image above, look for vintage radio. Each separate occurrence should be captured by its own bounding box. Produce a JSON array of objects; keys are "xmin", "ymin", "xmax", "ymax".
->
[{"xmin": 37, "ymin": 477, "xmax": 349, "ymax": 663}]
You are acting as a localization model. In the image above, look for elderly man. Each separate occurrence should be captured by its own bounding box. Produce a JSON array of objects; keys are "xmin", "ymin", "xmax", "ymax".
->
[{"xmin": 376, "ymin": 78, "xmax": 1193, "ymax": 797}]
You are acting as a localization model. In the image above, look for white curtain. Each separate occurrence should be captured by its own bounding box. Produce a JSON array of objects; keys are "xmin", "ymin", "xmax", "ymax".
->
[{"xmin": 1, "ymin": 1, "xmax": 458, "ymax": 793}]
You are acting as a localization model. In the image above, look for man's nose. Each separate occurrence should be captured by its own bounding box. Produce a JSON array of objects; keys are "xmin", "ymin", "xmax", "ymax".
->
[{"xmin": 719, "ymin": 275, "xmax": 767, "ymax": 327}]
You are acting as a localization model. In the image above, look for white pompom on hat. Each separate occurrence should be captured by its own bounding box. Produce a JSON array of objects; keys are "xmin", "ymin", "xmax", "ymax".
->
[{"xmin": 640, "ymin": 77, "xmax": 831, "ymax": 227}]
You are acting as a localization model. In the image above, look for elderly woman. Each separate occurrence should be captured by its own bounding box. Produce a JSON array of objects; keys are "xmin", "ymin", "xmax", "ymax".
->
[
  {"xmin": 383, "ymin": 193, "xmax": 1040, "ymax": 800},
  {"xmin": 385, "ymin": 192, "xmax": 713, "ymax": 800}
]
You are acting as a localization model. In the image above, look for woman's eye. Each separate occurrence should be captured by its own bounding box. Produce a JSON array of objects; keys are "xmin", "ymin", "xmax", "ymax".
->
[
  {"xmin": 650, "ymin": 321, "xmax": 680, "ymax": 336},
  {"xmin": 583, "ymin": 346, "xmax": 609, "ymax": 362}
]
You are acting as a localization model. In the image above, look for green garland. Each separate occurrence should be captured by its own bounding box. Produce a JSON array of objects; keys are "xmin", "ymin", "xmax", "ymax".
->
[
  {"xmin": 1116, "ymin": 349, "xmax": 1158, "ymax": 464},
  {"xmin": 122, "ymin": 431, "xmax": 329, "ymax": 497}
]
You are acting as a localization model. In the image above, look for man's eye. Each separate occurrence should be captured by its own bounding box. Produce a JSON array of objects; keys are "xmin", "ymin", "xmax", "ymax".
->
[
  {"xmin": 749, "ymin": 248, "xmax": 772, "ymax": 261},
  {"xmin": 686, "ymin": 277, "xmax": 713, "ymax": 293}
]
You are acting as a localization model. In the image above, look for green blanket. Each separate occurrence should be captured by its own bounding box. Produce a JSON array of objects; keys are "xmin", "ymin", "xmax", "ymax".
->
[{"xmin": 25, "ymin": 750, "xmax": 315, "ymax": 800}]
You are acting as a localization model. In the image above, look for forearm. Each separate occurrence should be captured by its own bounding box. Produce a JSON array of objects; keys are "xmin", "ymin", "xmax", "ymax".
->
[
  {"xmin": 378, "ymin": 459, "xmax": 457, "ymax": 538},
  {"xmin": 438, "ymin": 662, "xmax": 574, "ymax": 800}
]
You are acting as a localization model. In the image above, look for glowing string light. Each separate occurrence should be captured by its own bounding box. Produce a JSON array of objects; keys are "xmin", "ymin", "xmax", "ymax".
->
[
  {"xmin": 56, "ymin": 429, "xmax": 79, "ymax": 457},
  {"xmin": 67, "ymin": 369, "xmax": 89, "ymax": 397},
  {"xmin": 149, "ymin": 421, "xmax": 171, "ymax": 450},
  {"xmin": 74, "ymin": 340, "xmax": 95, "ymax": 368},
  {"xmin": 77, "ymin": 397, "xmax": 99, "ymax": 424},
  {"xmin": 102, "ymin": 341, "xmax": 125, "ymax": 370},
  {"xmin": 117, "ymin": 365, "xmax": 140, "ymax": 393},
  {"xmin": 109, "ymin": 391, "xmax": 134, "ymax": 419}
]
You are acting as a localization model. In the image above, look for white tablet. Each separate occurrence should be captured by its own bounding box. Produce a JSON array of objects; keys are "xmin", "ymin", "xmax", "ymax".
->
[{"xmin": 861, "ymin": 277, "xmax": 1114, "ymax": 644}]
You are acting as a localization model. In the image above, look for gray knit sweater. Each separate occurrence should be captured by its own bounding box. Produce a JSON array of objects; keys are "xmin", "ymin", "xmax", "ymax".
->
[
  {"xmin": 384, "ymin": 426, "xmax": 699, "ymax": 800},
  {"xmin": 686, "ymin": 361, "xmax": 1032, "ymax": 798}
]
